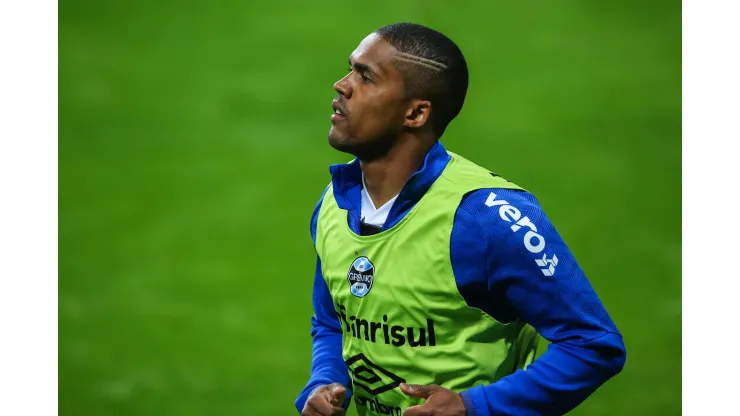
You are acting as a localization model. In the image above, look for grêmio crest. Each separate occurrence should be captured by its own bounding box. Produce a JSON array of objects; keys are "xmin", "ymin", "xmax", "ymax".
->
[{"xmin": 347, "ymin": 256, "xmax": 375, "ymax": 297}]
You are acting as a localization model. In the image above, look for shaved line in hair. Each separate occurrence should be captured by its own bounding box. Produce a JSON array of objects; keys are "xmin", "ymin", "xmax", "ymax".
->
[{"xmin": 391, "ymin": 50, "xmax": 448, "ymax": 72}]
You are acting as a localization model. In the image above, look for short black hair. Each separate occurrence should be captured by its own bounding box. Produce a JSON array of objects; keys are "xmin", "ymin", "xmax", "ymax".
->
[{"xmin": 374, "ymin": 22, "xmax": 469, "ymax": 138}]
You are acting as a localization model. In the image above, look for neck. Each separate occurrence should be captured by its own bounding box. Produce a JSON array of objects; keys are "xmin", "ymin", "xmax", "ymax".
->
[{"xmin": 360, "ymin": 135, "xmax": 433, "ymax": 208}]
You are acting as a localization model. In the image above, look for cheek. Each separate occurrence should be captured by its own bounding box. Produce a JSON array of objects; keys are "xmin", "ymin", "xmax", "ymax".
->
[
  {"xmin": 350, "ymin": 87, "xmax": 405, "ymax": 136},
  {"xmin": 356, "ymin": 108, "xmax": 396, "ymax": 137},
  {"xmin": 363, "ymin": 99, "xmax": 402, "ymax": 126}
]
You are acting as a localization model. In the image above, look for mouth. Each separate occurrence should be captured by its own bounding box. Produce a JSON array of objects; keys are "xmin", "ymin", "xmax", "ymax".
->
[{"xmin": 331, "ymin": 100, "xmax": 347, "ymax": 122}]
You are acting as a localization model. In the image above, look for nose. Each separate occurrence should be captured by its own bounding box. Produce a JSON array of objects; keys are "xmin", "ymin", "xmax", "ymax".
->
[{"xmin": 334, "ymin": 73, "xmax": 352, "ymax": 98}]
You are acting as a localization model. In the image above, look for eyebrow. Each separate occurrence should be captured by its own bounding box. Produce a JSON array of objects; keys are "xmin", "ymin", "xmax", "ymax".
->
[{"xmin": 349, "ymin": 59, "xmax": 382, "ymax": 79}]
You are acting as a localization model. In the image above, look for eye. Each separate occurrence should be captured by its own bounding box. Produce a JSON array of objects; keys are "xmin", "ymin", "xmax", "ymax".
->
[{"xmin": 346, "ymin": 66, "xmax": 372, "ymax": 83}]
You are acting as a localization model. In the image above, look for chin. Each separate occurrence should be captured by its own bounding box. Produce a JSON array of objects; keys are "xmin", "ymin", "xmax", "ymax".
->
[{"xmin": 328, "ymin": 129, "xmax": 356, "ymax": 154}]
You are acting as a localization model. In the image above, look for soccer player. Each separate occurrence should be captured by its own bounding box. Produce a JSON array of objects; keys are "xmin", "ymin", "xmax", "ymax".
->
[{"xmin": 296, "ymin": 23, "xmax": 626, "ymax": 416}]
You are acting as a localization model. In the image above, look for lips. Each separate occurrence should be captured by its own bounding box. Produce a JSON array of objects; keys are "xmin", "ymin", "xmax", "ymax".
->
[{"xmin": 332, "ymin": 100, "xmax": 347, "ymax": 120}]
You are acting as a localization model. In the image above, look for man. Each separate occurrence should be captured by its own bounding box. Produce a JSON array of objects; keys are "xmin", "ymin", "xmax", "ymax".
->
[{"xmin": 296, "ymin": 23, "xmax": 626, "ymax": 416}]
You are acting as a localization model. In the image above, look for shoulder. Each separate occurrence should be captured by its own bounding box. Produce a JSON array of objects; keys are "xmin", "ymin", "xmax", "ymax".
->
[
  {"xmin": 310, "ymin": 184, "xmax": 332, "ymax": 245},
  {"xmin": 311, "ymin": 183, "xmax": 332, "ymax": 217},
  {"xmin": 455, "ymin": 188, "xmax": 554, "ymax": 251},
  {"xmin": 456, "ymin": 188, "xmax": 545, "ymax": 229}
]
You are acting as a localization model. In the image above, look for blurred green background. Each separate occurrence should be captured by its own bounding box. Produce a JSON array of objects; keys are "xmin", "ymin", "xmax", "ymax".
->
[{"xmin": 59, "ymin": 0, "xmax": 681, "ymax": 414}]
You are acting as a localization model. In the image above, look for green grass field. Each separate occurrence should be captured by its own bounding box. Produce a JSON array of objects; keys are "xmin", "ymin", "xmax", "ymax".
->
[{"xmin": 59, "ymin": 1, "xmax": 681, "ymax": 414}]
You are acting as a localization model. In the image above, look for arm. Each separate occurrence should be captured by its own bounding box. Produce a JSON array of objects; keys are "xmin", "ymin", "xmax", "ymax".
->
[
  {"xmin": 453, "ymin": 189, "xmax": 626, "ymax": 416},
  {"xmin": 295, "ymin": 189, "xmax": 353, "ymax": 413}
]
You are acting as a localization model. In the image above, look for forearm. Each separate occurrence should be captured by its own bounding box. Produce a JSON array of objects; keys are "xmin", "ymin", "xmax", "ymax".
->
[
  {"xmin": 296, "ymin": 253, "xmax": 352, "ymax": 413},
  {"xmin": 461, "ymin": 332, "xmax": 626, "ymax": 416},
  {"xmin": 295, "ymin": 322, "xmax": 352, "ymax": 412}
]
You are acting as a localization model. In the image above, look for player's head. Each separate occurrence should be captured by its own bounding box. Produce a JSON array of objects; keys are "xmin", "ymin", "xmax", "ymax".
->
[{"xmin": 328, "ymin": 23, "xmax": 469, "ymax": 160}]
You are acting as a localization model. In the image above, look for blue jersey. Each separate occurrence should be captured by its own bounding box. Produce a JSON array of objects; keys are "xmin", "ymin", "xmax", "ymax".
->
[{"xmin": 295, "ymin": 141, "xmax": 626, "ymax": 416}]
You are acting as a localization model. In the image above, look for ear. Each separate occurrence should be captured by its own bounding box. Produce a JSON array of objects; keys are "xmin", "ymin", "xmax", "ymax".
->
[{"xmin": 403, "ymin": 99, "xmax": 432, "ymax": 129}]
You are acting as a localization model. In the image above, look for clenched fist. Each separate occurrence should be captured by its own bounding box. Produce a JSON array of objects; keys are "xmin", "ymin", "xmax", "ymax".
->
[{"xmin": 301, "ymin": 383, "xmax": 348, "ymax": 416}]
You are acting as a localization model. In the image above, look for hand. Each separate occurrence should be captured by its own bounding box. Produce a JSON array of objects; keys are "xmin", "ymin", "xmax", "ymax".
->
[
  {"xmin": 301, "ymin": 382, "xmax": 347, "ymax": 416},
  {"xmin": 401, "ymin": 383, "xmax": 466, "ymax": 416}
]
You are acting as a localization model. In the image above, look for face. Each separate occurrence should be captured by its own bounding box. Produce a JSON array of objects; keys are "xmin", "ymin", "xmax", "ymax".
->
[{"xmin": 329, "ymin": 34, "xmax": 429, "ymax": 159}]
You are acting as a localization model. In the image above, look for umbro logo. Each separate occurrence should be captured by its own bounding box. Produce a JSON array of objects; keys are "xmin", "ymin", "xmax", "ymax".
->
[{"xmin": 345, "ymin": 353, "xmax": 405, "ymax": 395}]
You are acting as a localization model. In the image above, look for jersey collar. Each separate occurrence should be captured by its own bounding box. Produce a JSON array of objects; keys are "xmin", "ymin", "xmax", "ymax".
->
[{"xmin": 328, "ymin": 141, "xmax": 451, "ymax": 229}]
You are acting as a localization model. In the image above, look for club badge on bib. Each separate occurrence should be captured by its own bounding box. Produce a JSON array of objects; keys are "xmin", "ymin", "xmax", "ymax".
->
[{"xmin": 347, "ymin": 257, "xmax": 375, "ymax": 297}]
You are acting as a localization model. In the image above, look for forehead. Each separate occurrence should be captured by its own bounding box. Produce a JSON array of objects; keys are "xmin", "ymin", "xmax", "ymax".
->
[{"xmin": 350, "ymin": 33, "xmax": 400, "ymax": 77}]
